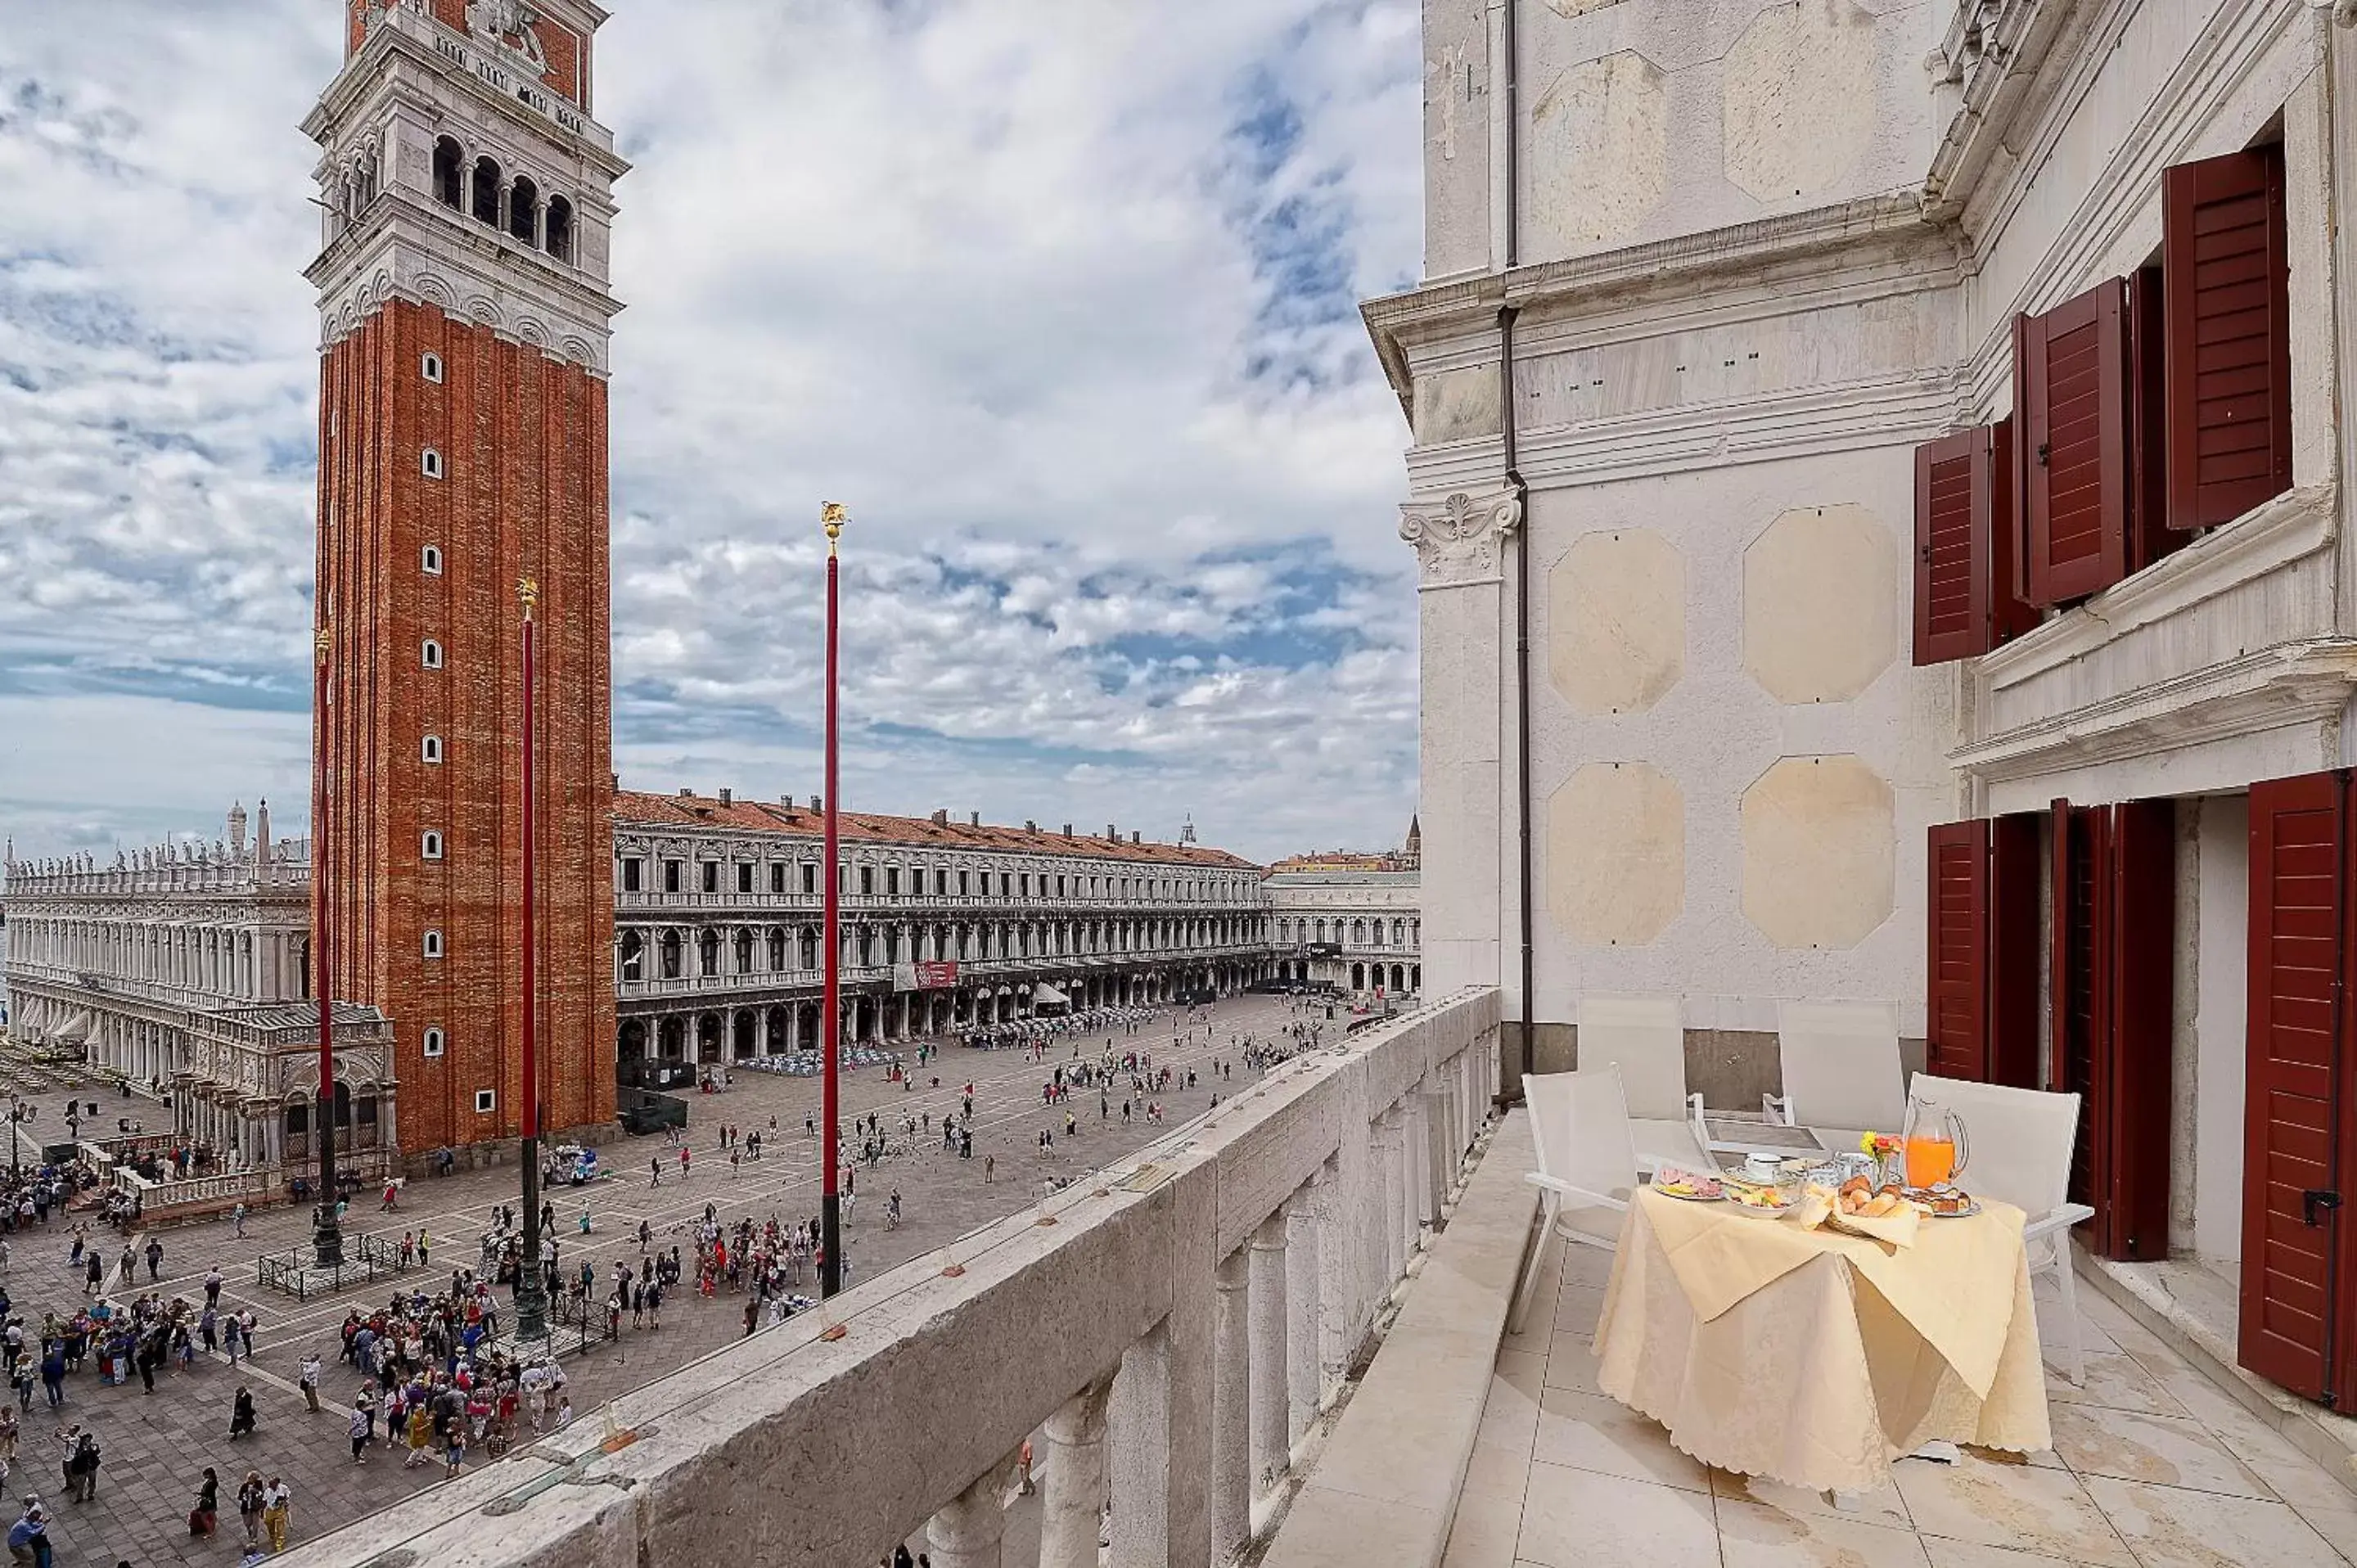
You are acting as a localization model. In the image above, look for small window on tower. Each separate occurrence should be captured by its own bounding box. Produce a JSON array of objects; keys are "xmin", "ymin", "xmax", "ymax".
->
[
  {"xmin": 421, "ymin": 352, "xmax": 444, "ymax": 384},
  {"xmin": 421, "ymin": 640, "xmax": 444, "ymax": 669},
  {"xmin": 421, "ymin": 448, "xmax": 444, "ymax": 480},
  {"xmin": 421, "ymin": 545, "xmax": 442, "ymax": 575},
  {"xmin": 421, "ymin": 735, "xmax": 443, "ymax": 764},
  {"xmin": 422, "ymin": 929, "xmax": 445, "ymax": 959},
  {"xmin": 422, "ymin": 1027, "xmax": 446, "ymax": 1059},
  {"xmin": 545, "ymin": 195, "xmax": 574, "ymax": 264},
  {"xmin": 474, "ymin": 1088, "xmax": 495, "ymax": 1115},
  {"xmin": 421, "ymin": 831, "xmax": 444, "ymax": 861}
]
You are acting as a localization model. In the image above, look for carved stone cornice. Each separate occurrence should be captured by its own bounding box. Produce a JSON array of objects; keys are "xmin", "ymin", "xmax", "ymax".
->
[{"xmin": 1399, "ymin": 487, "xmax": 1521, "ymax": 589}]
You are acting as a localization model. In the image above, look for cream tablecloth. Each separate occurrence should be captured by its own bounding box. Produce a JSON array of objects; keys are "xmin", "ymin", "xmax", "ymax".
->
[{"xmin": 1591, "ymin": 1188, "xmax": 2051, "ymax": 1493}]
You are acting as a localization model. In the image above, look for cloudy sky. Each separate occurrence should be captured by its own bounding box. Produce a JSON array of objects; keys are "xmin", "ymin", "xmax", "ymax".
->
[{"xmin": 0, "ymin": 0, "xmax": 1425, "ymax": 867}]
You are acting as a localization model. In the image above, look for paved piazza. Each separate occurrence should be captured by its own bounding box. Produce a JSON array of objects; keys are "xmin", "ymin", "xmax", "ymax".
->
[{"xmin": 0, "ymin": 994, "xmax": 1345, "ymax": 1566}]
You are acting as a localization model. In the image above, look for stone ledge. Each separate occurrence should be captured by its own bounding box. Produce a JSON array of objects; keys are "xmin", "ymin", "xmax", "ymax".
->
[{"xmin": 1263, "ymin": 1108, "xmax": 1536, "ymax": 1568}]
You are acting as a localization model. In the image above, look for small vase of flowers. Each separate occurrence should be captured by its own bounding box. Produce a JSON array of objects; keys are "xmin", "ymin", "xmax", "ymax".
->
[{"xmin": 1859, "ymin": 1132, "xmax": 1904, "ymax": 1189}]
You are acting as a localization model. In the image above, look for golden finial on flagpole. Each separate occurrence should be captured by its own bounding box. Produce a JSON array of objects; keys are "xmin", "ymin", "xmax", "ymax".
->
[
  {"xmin": 518, "ymin": 576, "xmax": 539, "ymax": 620},
  {"xmin": 822, "ymin": 502, "xmax": 847, "ymax": 556}
]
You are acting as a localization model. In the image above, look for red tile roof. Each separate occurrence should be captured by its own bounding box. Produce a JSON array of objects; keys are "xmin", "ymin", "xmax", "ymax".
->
[{"xmin": 612, "ymin": 791, "xmax": 1259, "ymax": 871}]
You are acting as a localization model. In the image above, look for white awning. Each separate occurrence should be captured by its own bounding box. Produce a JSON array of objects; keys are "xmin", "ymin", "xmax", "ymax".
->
[{"xmin": 1034, "ymin": 982, "xmax": 1070, "ymax": 1005}]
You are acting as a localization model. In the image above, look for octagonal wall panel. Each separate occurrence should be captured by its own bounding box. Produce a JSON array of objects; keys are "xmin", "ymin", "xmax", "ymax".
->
[
  {"xmin": 1549, "ymin": 529, "xmax": 1684, "ymax": 715},
  {"xmin": 1546, "ymin": 762, "xmax": 1683, "ymax": 947},
  {"xmin": 1742, "ymin": 503, "xmax": 1897, "ymax": 705},
  {"xmin": 1740, "ymin": 755, "xmax": 1895, "ymax": 950},
  {"xmin": 1529, "ymin": 52, "xmax": 1668, "ymax": 258},
  {"xmin": 1722, "ymin": 0, "xmax": 1880, "ymax": 203}
]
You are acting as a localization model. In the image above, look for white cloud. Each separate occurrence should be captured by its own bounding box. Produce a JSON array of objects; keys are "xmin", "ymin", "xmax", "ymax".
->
[{"xmin": 0, "ymin": 0, "xmax": 1425, "ymax": 867}]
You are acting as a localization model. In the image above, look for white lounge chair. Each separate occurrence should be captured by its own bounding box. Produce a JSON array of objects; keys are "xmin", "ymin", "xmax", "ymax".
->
[
  {"xmin": 1575, "ymin": 996, "xmax": 1710, "ymax": 1174},
  {"xmin": 1510, "ymin": 1066, "xmax": 1639, "ymax": 1336},
  {"xmin": 1907, "ymin": 1073, "xmax": 2098, "ymax": 1384},
  {"xmin": 1769, "ymin": 1000, "xmax": 1909, "ymax": 1151}
]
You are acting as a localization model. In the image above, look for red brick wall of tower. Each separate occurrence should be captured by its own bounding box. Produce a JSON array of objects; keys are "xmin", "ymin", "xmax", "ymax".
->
[{"xmin": 315, "ymin": 297, "xmax": 615, "ymax": 1152}]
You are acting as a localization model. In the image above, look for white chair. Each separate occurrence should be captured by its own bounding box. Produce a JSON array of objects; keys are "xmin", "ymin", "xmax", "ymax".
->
[
  {"xmin": 1769, "ymin": 1001, "xmax": 1909, "ymax": 1150},
  {"xmin": 1576, "ymin": 996, "xmax": 1710, "ymax": 1174},
  {"xmin": 1907, "ymin": 1073, "xmax": 2098, "ymax": 1384},
  {"xmin": 1510, "ymin": 1066, "xmax": 1639, "ymax": 1336}
]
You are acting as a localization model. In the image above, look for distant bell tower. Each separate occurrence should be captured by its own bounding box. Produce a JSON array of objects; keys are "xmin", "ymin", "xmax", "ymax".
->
[{"xmin": 305, "ymin": 0, "xmax": 624, "ymax": 1151}]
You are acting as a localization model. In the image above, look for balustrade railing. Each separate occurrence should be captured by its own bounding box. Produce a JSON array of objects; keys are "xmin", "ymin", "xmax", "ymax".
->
[{"xmin": 284, "ymin": 987, "xmax": 1503, "ymax": 1568}]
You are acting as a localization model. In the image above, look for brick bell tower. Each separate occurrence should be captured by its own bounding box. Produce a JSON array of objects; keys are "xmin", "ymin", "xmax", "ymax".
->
[{"xmin": 304, "ymin": 0, "xmax": 624, "ymax": 1153}]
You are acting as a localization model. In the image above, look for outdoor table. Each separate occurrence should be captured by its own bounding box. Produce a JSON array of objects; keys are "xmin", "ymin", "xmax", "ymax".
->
[{"xmin": 1591, "ymin": 1186, "xmax": 2049, "ymax": 1494}]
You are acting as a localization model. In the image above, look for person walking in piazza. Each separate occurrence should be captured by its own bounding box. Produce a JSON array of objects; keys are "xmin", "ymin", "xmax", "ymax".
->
[
  {"xmin": 228, "ymin": 1385, "xmax": 257, "ymax": 1440},
  {"xmin": 142, "ymin": 1237, "xmax": 163, "ymax": 1282},
  {"xmin": 232, "ymin": 1201, "xmax": 247, "ymax": 1239},
  {"xmin": 261, "ymin": 1474, "xmax": 291, "ymax": 1553},
  {"xmin": 236, "ymin": 1469, "xmax": 266, "ymax": 1553},
  {"xmin": 298, "ymin": 1354, "xmax": 322, "ymax": 1413}
]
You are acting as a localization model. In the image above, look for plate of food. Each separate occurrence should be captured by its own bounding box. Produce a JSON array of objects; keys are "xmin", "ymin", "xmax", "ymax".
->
[
  {"xmin": 1652, "ymin": 1167, "xmax": 1724, "ymax": 1202},
  {"xmin": 1907, "ymin": 1186, "xmax": 1981, "ymax": 1219},
  {"xmin": 1722, "ymin": 1178, "xmax": 1797, "ymax": 1219}
]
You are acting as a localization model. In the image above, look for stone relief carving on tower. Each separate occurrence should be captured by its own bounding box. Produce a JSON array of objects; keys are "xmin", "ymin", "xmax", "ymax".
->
[
  {"xmin": 470, "ymin": 0, "xmax": 550, "ymax": 75},
  {"xmin": 1398, "ymin": 487, "xmax": 1521, "ymax": 587}
]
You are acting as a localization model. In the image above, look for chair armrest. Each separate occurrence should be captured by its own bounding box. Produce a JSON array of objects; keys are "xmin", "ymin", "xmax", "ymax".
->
[
  {"xmin": 2021, "ymin": 1203, "xmax": 2096, "ymax": 1243},
  {"xmin": 1525, "ymin": 1171, "xmax": 1629, "ymax": 1213},
  {"xmin": 1762, "ymin": 1093, "xmax": 1793, "ymax": 1127}
]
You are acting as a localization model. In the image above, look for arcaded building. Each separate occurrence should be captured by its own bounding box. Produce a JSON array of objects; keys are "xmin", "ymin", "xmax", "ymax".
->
[
  {"xmin": 611, "ymin": 792, "xmax": 1273, "ymax": 1078},
  {"xmin": 1369, "ymin": 0, "xmax": 2357, "ymax": 1408}
]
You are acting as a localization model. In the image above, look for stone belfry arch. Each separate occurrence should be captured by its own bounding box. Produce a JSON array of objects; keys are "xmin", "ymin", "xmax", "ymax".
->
[{"xmin": 305, "ymin": 0, "xmax": 624, "ymax": 1151}]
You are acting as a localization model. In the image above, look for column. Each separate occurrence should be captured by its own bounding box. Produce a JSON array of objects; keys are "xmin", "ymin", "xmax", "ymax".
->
[
  {"xmin": 1378, "ymin": 1106, "xmax": 1407, "ymax": 1287},
  {"xmin": 927, "ymin": 1453, "xmax": 1014, "ymax": 1568},
  {"xmin": 1109, "ymin": 1322, "xmax": 1174, "ymax": 1568},
  {"xmin": 755, "ymin": 1009, "xmax": 769, "ymax": 1056},
  {"xmin": 1423, "ymin": 1084, "xmax": 1451, "ymax": 1223},
  {"xmin": 1211, "ymin": 1246, "xmax": 1251, "ymax": 1559},
  {"xmin": 1039, "ymin": 1379, "xmax": 1113, "ymax": 1568},
  {"xmin": 1248, "ymin": 1209, "xmax": 1289, "ymax": 1497},
  {"xmin": 1285, "ymin": 1179, "xmax": 1323, "ymax": 1444}
]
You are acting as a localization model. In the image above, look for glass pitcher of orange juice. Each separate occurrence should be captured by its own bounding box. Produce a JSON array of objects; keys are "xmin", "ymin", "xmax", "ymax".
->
[{"xmin": 1900, "ymin": 1097, "xmax": 1969, "ymax": 1189}]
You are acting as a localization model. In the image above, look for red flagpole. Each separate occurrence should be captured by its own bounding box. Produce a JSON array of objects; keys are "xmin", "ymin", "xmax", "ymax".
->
[
  {"xmin": 313, "ymin": 625, "xmax": 342, "ymax": 1266},
  {"xmin": 516, "ymin": 577, "xmax": 548, "ymax": 1338},
  {"xmin": 821, "ymin": 503, "xmax": 845, "ymax": 1299}
]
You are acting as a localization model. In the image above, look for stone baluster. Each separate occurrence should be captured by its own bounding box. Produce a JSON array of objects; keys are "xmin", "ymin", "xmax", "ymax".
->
[
  {"xmin": 1284, "ymin": 1178, "xmax": 1322, "ymax": 1448},
  {"xmin": 1248, "ymin": 1208, "xmax": 1289, "ymax": 1498},
  {"xmin": 1423, "ymin": 1083, "xmax": 1451, "ymax": 1223},
  {"xmin": 1211, "ymin": 1246, "xmax": 1251, "ymax": 1559},
  {"xmin": 1039, "ymin": 1378, "xmax": 1112, "ymax": 1568},
  {"xmin": 927, "ymin": 1450, "xmax": 1017, "ymax": 1568},
  {"xmin": 1379, "ymin": 1104, "xmax": 1408, "ymax": 1286},
  {"xmin": 1314, "ymin": 1153, "xmax": 1354, "ymax": 1408}
]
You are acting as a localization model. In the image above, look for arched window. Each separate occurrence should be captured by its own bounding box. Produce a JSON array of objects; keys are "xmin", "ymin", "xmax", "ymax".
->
[
  {"xmin": 421, "ymin": 831, "xmax": 444, "ymax": 861},
  {"xmin": 422, "ymin": 929, "xmax": 444, "ymax": 958},
  {"xmin": 732, "ymin": 927, "xmax": 753, "ymax": 972},
  {"xmin": 420, "ymin": 354, "xmax": 443, "ymax": 385},
  {"xmin": 508, "ymin": 175, "xmax": 539, "ymax": 245},
  {"xmin": 471, "ymin": 156, "xmax": 502, "ymax": 225},
  {"xmin": 697, "ymin": 928, "xmax": 719, "ymax": 977},
  {"xmin": 421, "ymin": 543, "xmax": 442, "ymax": 574},
  {"xmin": 432, "ymin": 137, "xmax": 464, "ymax": 209},
  {"xmin": 422, "ymin": 1027, "xmax": 446, "ymax": 1057},
  {"xmin": 545, "ymin": 195, "xmax": 573, "ymax": 263},
  {"xmin": 767, "ymin": 927, "xmax": 786, "ymax": 970},
  {"xmin": 421, "ymin": 448, "xmax": 444, "ymax": 479},
  {"xmin": 421, "ymin": 639, "xmax": 443, "ymax": 669},
  {"xmin": 799, "ymin": 927, "xmax": 818, "ymax": 969},
  {"xmin": 660, "ymin": 929, "xmax": 683, "ymax": 979}
]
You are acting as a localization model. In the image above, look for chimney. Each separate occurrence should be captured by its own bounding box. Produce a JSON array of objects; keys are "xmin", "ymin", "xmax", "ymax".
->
[
  {"xmin": 611, "ymin": 773, "xmax": 620, "ymax": 791},
  {"xmin": 678, "ymin": 787, "xmax": 695, "ymax": 799},
  {"xmin": 1106, "ymin": 822, "xmax": 1117, "ymax": 840},
  {"xmin": 1025, "ymin": 820, "xmax": 1038, "ymax": 832},
  {"xmin": 1062, "ymin": 823, "xmax": 1073, "ymax": 837},
  {"xmin": 931, "ymin": 809, "xmax": 949, "ymax": 827},
  {"xmin": 968, "ymin": 811, "xmax": 980, "ymax": 827},
  {"xmin": 719, "ymin": 788, "xmax": 733, "ymax": 807},
  {"xmin": 1131, "ymin": 831, "xmax": 1141, "ymax": 845},
  {"xmin": 810, "ymin": 795, "xmax": 823, "ymax": 811}
]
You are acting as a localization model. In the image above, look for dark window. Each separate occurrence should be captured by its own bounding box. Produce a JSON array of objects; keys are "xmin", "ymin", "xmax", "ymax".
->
[
  {"xmin": 801, "ymin": 863, "xmax": 816, "ymax": 894},
  {"xmin": 621, "ymin": 858, "xmax": 642, "ymax": 893},
  {"xmin": 432, "ymin": 137, "xmax": 463, "ymax": 209},
  {"xmin": 664, "ymin": 860, "xmax": 683, "ymax": 894},
  {"xmin": 471, "ymin": 157, "xmax": 502, "ymax": 224},
  {"xmin": 770, "ymin": 863, "xmax": 785, "ymax": 894},
  {"xmin": 860, "ymin": 866, "xmax": 874, "ymax": 896},
  {"xmin": 2164, "ymin": 144, "xmax": 2292, "ymax": 530},
  {"xmin": 545, "ymin": 196, "xmax": 573, "ymax": 262},
  {"xmin": 508, "ymin": 174, "xmax": 539, "ymax": 245},
  {"xmin": 701, "ymin": 861, "xmax": 719, "ymax": 894},
  {"xmin": 737, "ymin": 862, "xmax": 754, "ymax": 894},
  {"xmin": 887, "ymin": 867, "xmax": 900, "ymax": 897}
]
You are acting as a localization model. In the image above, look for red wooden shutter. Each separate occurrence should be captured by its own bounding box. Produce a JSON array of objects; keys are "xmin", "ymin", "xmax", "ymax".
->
[
  {"xmin": 1914, "ymin": 421, "xmax": 2037, "ymax": 665},
  {"xmin": 2126, "ymin": 264, "xmax": 2183, "ymax": 573},
  {"xmin": 2099, "ymin": 799, "xmax": 2174, "ymax": 1261},
  {"xmin": 1927, "ymin": 821, "xmax": 1989, "ymax": 1078},
  {"xmin": 2051, "ymin": 800, "xmax": 2102, "ymax": 1209},
  {"xmin": 2166, "ymin": 145, "xmax": 2292, "ymax": 531},
  {"xmin": 1915, "ymin": 435, "xmax": 1978, "ymax": 665},
  {"xmin": 1988, "ymin": 813, "xmax": 2043, "ymax": 1089},
  {"xmin": 2019, "ymin": 282, "xmax": 2130, "ymax": 605},
  {"xmin": 2242, "ymin": 772, "xmax": 2345, "ymax": 1401}
]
